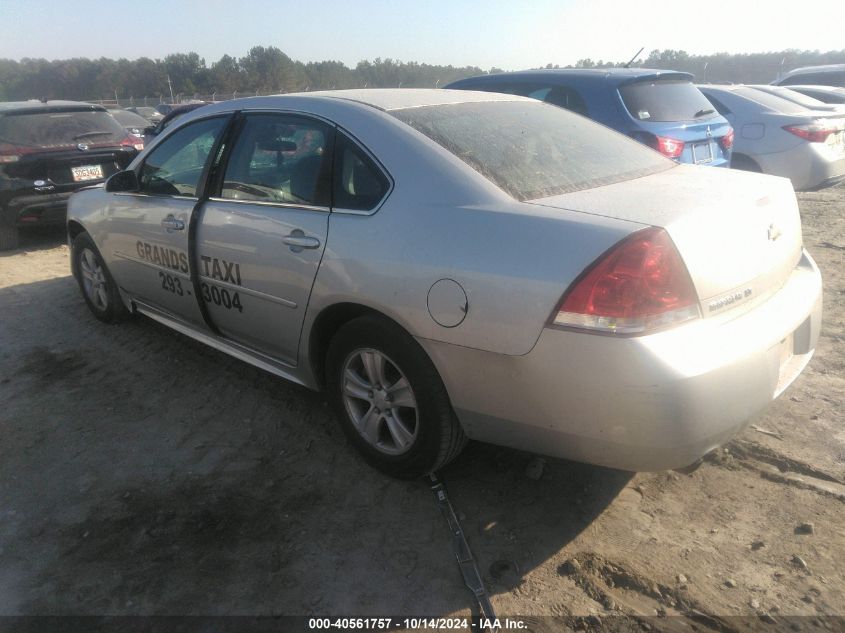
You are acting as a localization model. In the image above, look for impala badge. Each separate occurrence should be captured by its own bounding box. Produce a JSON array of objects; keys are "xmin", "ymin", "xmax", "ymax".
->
[{"xmin": 768, "ymin": 223, "xmax": 782, "ymax": 241}]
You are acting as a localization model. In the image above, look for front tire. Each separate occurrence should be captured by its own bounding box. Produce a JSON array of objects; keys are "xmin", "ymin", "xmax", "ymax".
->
[
  {"xmin": 326, "ymin": 315, "xmax": 466, "ymax": 478},
  {"xmin": 72, "ymin": 232, "xmax": 130, "ymax": 323}
]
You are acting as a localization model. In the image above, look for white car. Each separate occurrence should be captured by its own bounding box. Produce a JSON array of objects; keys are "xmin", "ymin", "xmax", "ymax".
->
[
  {"xmin": 773, "ymin": 64, "xmax": 845, "ymax": 88},
  {"xmin": 700, "ymin": 84, "xmax": 845, "ymax": 190}
]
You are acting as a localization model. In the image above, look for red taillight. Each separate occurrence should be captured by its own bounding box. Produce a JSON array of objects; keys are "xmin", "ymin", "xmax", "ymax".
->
[
  {"xmin": 121, "ymin": 135, "xmax": 144, "ymax": 151},
  {"xmin": 783, "ymin": 124, "xmax": 836, "ymax": 143},
  {"xmin": 552, "ymin": 227, "xmax": 700, "ymax": 335},
  {"xmin": 653, "ymin": 135, "xmax": 685, "ymax": 159},
  {"xmin": 719, "ymin": 128, "xmax": 734, "ymax": 151},
  {"xmin": 0, "ymin": 143, "xmax": 22, "ymax": 163}
]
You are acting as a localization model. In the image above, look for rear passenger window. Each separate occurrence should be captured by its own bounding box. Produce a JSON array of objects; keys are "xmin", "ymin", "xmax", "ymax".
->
[
  {"xmin": 333, "ymin": 134, "xmax": 390, "ymax": 211},
  {"xmin": 527, "ymin": 87, "xmax": 552, "ymax": 100},
  {"xmin": 543, "ymin": 87, "xmax": 589, "ymax": 116},
  {"xmin": 221, "ymin": 114, "xmax": 331, "ymax": 206},
  {"xmin": 525, "ymin": 86, "xmax": 588, "ymax": 116}
]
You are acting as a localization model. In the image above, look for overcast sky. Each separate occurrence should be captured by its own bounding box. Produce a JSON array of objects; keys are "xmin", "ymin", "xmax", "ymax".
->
[{"xmin": 2, "ymin": 0, "xmax": 844, "ymax": 69}]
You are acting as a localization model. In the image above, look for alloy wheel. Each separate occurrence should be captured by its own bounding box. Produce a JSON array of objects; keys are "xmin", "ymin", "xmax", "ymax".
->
[
  {"xmin": 341, "ymin": 348, "xmax": 419, "ymax": 455},
  {"xmin": 79, "ymin": 248, "xmax": 109, "ymax": 311}
]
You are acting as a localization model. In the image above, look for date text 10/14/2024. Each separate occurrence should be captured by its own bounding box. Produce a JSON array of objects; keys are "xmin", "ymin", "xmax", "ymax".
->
[{"xmin": 307, "ymin": 618, "xmax": 527, "ymax": 630}]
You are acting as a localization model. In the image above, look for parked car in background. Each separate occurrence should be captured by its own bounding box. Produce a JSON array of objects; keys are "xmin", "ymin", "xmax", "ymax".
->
[
  {"xmin": 107, "ymin": 108, "xmax": 150, "ymax": 143},
  {"xmin": 770, "ymin": 85, "xmax": 845, "ymax": 105},
  {"xmin": 154, "ymin": 103, "xmax": 175, "ymax": 116},
  {"xmin": 0, "ymin": 100, "xmax": 142, "ymax": 250},
  {"xmin": 699, "ymin": 85, "xmax": 845, "ymax": 191},
  {"xmin": 447, "ymin": 69, "xmax": 734, "ymax": 167},
  {"xmin": 143, "ymin": 102, "xmax": 208, "ymax": 140},
  {"xmin": 67, "ymin": 89, "xmax": 820, "ymax": 477},
  {"xmin": 746, "ymin": 85, "xmax": 845, "ymax": 114},
  {"xmin": 773, "ymin": 64, "xmax": 845, "ymax": 88},
  {"xmin": 126, "ymin": 106, "xmax": 164, "ymax": 125}
]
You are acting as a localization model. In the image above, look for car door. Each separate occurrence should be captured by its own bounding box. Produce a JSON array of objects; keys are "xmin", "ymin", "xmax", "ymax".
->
[
  {"xmin": 106, "ymin": 115, "xmax": 230, "ymax": 327},
  {"xmin": 195, "ymin": 112, "xmax": 334, "ymax": 366}
]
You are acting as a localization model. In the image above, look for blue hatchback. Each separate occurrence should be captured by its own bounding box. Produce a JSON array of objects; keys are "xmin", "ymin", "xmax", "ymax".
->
[{"xmin": 447, "ymin": 68, "xmax": 733, "ymax": 167}]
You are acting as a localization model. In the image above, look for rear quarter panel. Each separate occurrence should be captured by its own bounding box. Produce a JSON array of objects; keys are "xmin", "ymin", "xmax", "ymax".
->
[{"xmin": 302, "ymin": 108, "xmax": 643, "ymax": 357}]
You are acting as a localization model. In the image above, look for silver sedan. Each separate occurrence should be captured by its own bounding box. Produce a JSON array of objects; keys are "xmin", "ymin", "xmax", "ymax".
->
[
  {"xmin": 67, "ymin": 89, "xmax": 822, "ymax": 478},
  {"xmin": 700, "ymin": 84, "xmax": 845, "ymax": 191}
]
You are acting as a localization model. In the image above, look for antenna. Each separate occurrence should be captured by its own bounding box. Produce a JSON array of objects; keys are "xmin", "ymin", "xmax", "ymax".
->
[{"xmin": 624, "ymin": 47, "xmax": 644, "ymax": 68}]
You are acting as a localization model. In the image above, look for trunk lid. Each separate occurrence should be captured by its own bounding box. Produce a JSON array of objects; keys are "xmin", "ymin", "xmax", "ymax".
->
[{"xmin": 528, "ymin": 165, "xmax": 803, "ymax": 317}]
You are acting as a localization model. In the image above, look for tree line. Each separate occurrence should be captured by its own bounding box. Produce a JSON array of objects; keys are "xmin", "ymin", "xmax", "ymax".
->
[
  {"xmin": 1, "ymin": 46, "xmax": 844, "ymax": 103},
  {"xmin": 570, "ymin": 48, "xmax": 845, "ymax": 84},
  {"xmin": 0, "ymin": 47, "xmax": 495, "ymax": 102}
]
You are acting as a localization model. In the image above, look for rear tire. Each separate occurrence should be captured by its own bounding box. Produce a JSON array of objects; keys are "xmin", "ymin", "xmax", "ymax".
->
[
  {"xmin": 72, "ymin": 232, "xmax": 131, "ymax": 323},
  {"xmin": 731, "ymin": 154, "xmax": 762, "ymax": 173},
  {"xmin": 0, "ymin": 217, "xmax": 19, "ymax": 251},
  {"xmin": 326, "ymin": 315, "xmax": 467, "ymax": 478}
]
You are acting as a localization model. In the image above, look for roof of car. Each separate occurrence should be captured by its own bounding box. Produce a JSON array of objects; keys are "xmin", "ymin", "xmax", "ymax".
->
[
  {"xmin": 449, "ymin": 68, "xmax": 694, "ymax": 87},
  {"xmin": 780, "ymin": 63, "xmax": 845, "ymax": 77},
  {"xmin": 288, "ymin": 88, "xmax": 531, "ymax": 111},
  {"xmin": 787, "ymin": 84, "xmax": 845, "ymax": 93},
  {"xmin": 189, "ymin": 89, "xmax": 531, "ymax": 119},
  {"xmin": 698, "ymin": 84, "xmax": 746, "ymax": 92},
  {"xmin": 0, "ymin": 100, "xmax": 106, "ymax": 113}
]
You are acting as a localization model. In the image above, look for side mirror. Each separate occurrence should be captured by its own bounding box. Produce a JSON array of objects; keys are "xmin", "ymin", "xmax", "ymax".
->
[{"xmin": 105, "ymin": 170, "xmax": 139, "ymax": 193}]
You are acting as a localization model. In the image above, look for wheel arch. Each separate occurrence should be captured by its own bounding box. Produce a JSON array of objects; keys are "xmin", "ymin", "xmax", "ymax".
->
[
  {"xmin": 306, "ymin": 302, "xmax": 419, "ymax": 390},
  {"xmin": 67, "ymin": 220, "xmax": 89, "ymax": 279}
]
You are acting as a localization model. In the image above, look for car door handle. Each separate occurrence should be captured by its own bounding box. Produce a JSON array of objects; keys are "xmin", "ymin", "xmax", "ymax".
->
[
  {"xmin": 282, "ymin": 231, "xmax": 321, "ymax": 250},
  {"xmin": 161, "ymin": 215, "xmax": 185, "ymax": 231}
]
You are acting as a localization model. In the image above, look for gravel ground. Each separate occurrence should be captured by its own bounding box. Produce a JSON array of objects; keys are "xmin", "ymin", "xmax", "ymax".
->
[{"xmin": 0, "ymin": 185, "xmax": 842, "ymax": 629}]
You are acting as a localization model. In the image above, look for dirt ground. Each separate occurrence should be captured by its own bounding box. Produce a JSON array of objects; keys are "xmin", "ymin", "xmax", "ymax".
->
[{"xmin": 0, "ymin": 185, "xmax": 843, "ymax": 629}]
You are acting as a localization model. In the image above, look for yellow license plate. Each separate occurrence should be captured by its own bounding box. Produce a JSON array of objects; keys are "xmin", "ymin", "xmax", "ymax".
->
[{"xmin": 71, "ymin": 164, "xmax": 104, "ymax": 182}]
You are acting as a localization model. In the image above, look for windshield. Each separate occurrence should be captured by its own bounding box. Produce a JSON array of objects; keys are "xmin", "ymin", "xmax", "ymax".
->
[
  {"xmin": 391, "ymin": 100, "xmax": 673, "ymax": 201},
  {"xmin": 0, "ymin": 109, "xmax": 128, "ymax": 147},
  {"xmin": 619, "ymin": 80, "xmax": 719, "ymax": 122}
]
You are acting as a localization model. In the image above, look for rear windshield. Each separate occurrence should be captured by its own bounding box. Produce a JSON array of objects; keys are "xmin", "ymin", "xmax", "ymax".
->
[
  {"xmin": 755, "ymin": 86, "xmax": 830, "ymax": 109},
  {"xmin": 781, "ymin": 71, "xmax": 845, "ymax": 88},
  {"xmin": 109, "ymin": 110, "xmax": 150, "ymax": 127},
  {"xmin": 619, "ymin": 80, "xmax": 719, "ymax": 122},
  {"xmin": 733, "ymin": 88, "xmax": 812, "ymax": 114},
  {"xmin": 391, "ymin": 100, "xmax": 673, "ymax": 201},
  {"xmin": 0, "ymin": 109, "xmax": 128, "ymax": 148}
]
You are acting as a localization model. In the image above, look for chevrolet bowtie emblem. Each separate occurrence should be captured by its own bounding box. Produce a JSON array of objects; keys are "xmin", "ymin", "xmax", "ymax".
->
[{"xmin": 768, "ymin": 223, "xmax": 782, "ymax": 241}]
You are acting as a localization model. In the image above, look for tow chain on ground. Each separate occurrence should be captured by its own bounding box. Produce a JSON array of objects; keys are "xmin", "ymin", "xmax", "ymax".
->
[{"xmin": 428, "ymin": 473, "xmax": 499, "ymax": 632}]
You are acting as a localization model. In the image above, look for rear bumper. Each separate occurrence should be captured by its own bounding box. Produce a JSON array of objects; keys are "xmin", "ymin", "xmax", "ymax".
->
[
  {"xmin": 2, "ymin": 190, "xmax": 75, "ymax": 226},
  {"xmin": 419, "ymin": 250, "xmax": 823, "ymax": 471},
  {"xmin": 754, "ymin": 142, "xmax": 845, "ymax": 191}
]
